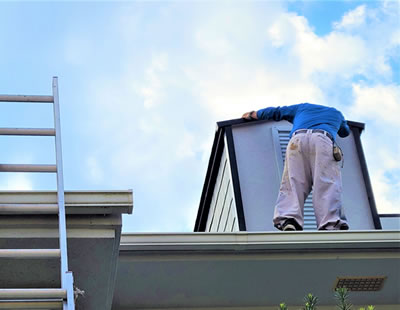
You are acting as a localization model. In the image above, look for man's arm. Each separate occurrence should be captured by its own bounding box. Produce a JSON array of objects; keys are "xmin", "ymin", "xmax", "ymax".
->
[
  {"xmin": 338, "ymin": 119, "xmax": 350, "ymax": 138},
  {"xmin": 242, "ymin": 105, "xmax": 300, "ymax": 122},
  {"xmin": 242, "ymin": 111, "xmax": 258, "ymax": 120},
  {"xmin": 257, "ymin": 105, "xmax": 300, "ymax": 121}
]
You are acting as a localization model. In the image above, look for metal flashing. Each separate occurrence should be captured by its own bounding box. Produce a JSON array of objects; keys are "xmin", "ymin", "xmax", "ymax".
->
[
  {"xmin": 195, "ymin": 129, "xmax": 224, "ymax": 231},
  {"xmin": 379, "ymin": 214, "xmax": 400, "ymax": 217},
  {"xmin": 350, "ymin": 126, "xmax": 382, "ymax": 229},
  {"xmin": 224, "ymin": 127, "xmax": 246, "ymax": 231}
]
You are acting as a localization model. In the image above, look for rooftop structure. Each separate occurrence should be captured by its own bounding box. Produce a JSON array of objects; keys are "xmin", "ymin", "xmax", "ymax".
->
[{"xmin": 195, "ymin": 118, "xmax": 386, "ymax": 232}]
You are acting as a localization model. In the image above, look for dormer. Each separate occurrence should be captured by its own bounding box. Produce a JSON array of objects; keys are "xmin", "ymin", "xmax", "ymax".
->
[{"xmin": 195, "ymin": 118, "xmax": 383, "ymax": 232}]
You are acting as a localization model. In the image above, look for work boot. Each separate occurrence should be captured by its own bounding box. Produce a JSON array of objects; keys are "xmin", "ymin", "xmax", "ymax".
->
[
  {"xmin": 281, "ymin": 219, "xmax": 299, "ymax": 231},
  {"xmin": 283, "ymin": 223, "xmax": 296, "ymax": 231}
]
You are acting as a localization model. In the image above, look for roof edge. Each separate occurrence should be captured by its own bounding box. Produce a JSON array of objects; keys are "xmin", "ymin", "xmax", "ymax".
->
[
  {"xmin": 0, "ymin": 190, "xmax": 133, "ymax": 215},
  {"xmin": 217, "ymin": 118, "xmax": 365, "ymax": 131},
  {"xmin": 120, "ymin": 230, "xmax": 400, "ymax": 253}
]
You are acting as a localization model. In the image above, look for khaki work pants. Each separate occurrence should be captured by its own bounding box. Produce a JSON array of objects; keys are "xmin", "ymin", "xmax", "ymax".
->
[{"xmin": 273, "ymin": 130, "xmax": 348, "ymax": 230}]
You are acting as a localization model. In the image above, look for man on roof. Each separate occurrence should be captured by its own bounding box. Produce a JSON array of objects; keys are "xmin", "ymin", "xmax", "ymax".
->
[{"xmin": 242, "ymin": 103, "xmax": 350, "ymax": 231}]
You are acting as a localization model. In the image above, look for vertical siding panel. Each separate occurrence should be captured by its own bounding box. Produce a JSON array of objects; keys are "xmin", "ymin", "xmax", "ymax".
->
[
  {"xmin": 231, "ymin": 217, "xmax": 237, "ymax": 232},
  {"xmin": 223, "ymin": 199, "xmax": 234, "ymax": 232},
  {"xmin": 225, "ymin": 199, "xmax": 234, "ymax": 232},
  {"xmin": 225, "ymin": 198, "xmax": 238, "ymax": 232},
  {"xmin": 218, "ymin": 184, "xmax": 233, "ymax": 231},
  {"xmin": 215, "ymin": 179, "xmax": 231, "ymax": 232},
  {"xmin": 205, "ymin": 135, "xmax": 238, "ymax": 232},
  {"xmin": 205, "ymin": 150, "xmax": 228, "ymax": 231},
  {"xmin": 210, "ymin": 162, "xmax": 230, "ymax": 232}
]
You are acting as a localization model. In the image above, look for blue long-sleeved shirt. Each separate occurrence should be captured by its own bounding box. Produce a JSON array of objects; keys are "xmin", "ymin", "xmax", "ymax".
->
[{"xmin": 256, "ymin": 103, "xmax": 350, "ymax": 141}]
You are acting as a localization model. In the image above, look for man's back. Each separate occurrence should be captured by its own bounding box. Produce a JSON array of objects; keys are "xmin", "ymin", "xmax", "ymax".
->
[{"xmin": 257, "ymin": 103, "xmax": 350, "ymax": 140}]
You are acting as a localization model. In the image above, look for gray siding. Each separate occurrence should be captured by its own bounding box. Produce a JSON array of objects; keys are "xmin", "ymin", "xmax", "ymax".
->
[
  {"xmin": 205, "ymin": 147, "xmax": 238, "ymax": 232},
  {"xmin": 231, "ymin": 121, "xmax": 285, "ymax": 231}
]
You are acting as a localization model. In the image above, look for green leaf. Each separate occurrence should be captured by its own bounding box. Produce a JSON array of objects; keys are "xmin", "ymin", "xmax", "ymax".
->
[
  {"xmin": 303, "ymin": 293, "xmax": 318, "ymax": 310},
  {"xmin": 334, "ymin": 288, "xmax": 352, "ymax": 310},
  {"xmin": 279, "ymin": 302, "xmax": 288, "ymax": 310}
]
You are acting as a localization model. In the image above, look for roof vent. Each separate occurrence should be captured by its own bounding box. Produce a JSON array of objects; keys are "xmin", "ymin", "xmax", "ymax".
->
[{"xmin": 334, "ymin": 276, "xmax": 386, "ymax": 291}]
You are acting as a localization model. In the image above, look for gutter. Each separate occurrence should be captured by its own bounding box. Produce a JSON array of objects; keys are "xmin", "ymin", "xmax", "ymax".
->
[{"xmin": 120, "ymin": 231, "xmax": 400, "ymax": 253}]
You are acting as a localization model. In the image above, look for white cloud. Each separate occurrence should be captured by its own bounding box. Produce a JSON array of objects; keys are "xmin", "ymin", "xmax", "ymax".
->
[
  {"xmin": 139, "ymin": 53, "xmax": 168, "ymax": 109},
  {"xmin": 333, "ymin": 5, "xmax": 366, "ymax": 30},
  {"xmin": 86, "ymin": 156, "xmax": 104, "ymax": 184},
  {"xmin": 195, "ymin": 29, "xmax": 233, "ymax": 56},
  {"xmin": 176, "ymin": 131, "xmax": 195, "ymax": 159},
  {"xmin": 370, "ymin": 169, "xmax": 400, "ymax": 214},
  {"xmin": 0, "ymin": 175, "xmax": 33, "ymax": 191},
  {"xmin": 349, "ymin": 83, "xmax": 400, "ymax": 214},
  {"xmin": 351, "ymin": 83, "xmax": 400, "ymax": 126},
  {"xmin": 265, "ymin": 3, "xmax": 399, "ymax": 82},
  {"xmin": 267, "ymin": 14, "xmax": 296, "ymax": 47}
]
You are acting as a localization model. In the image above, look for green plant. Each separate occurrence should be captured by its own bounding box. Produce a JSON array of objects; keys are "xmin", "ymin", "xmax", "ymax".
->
[
  {"xmin": 276, "ymin": 290, "xmax": 375, "ymax": 310},
  {"xmin": 303, "ymin": 293, "xmax": 318, "ymax": 310},
  {"xmin": 359, "ymin": 305, "xmax": 376, "ymax": 310},
  {"xmin": 279, "ymin": 302, "xmax": 288, "ymax": 310},
  {"xmin": 335, "ymin": 288, "xmax": 352, "ymax": 310}
]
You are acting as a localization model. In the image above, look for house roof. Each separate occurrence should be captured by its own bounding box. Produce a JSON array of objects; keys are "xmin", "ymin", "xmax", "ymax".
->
[
  {"xmin": 0, "ymin": 190, "xmax": 132, "ymax": 310},
  {"xmin": 194, "ymin": 118, "xmax": 382, "ymax": 232},
  {"xmin": 0, "ymin": 190, "xmax": 133, "ymax": 215},
  {"xmin": 113, "ymin": 230, "xmax": 400, "ymax": 309}
]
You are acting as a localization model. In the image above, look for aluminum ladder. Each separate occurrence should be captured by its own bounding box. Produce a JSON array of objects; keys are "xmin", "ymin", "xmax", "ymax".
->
[{"xmin": 0, "ymin": 77, "xmax": 75, "ymax": 310}]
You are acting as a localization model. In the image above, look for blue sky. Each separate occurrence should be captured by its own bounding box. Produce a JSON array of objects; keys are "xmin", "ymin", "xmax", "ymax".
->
[{"xmin": 0, "ymin": 0, "xmax": 399, "ymax": 232}]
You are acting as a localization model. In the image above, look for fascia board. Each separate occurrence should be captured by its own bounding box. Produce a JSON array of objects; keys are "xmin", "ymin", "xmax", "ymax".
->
[
  {"xmin": 120, "ymin": 231, "xmax": 400, "ymax": 253},
  {"xmin": 0, "ymin": 190, "xmax": 133, "ymax": 215}
]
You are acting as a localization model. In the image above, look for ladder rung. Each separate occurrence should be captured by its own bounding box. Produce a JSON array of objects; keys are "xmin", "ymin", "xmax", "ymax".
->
[
  {"xmin": 0, "ymin": 95, "xmax": 53, "ymax": 103},
  {"xmin": 0, "ymin": 128, "xmax": 55, "ymax": 136},
  {"xmin": 0, "ymin": 300, "xmax": 62, "ymax": 309},
  {"xmin": 0, "ymin": 204, "xmax": 58, "ymax": 214},
  {"xmin": 0, "ymin": 164, "xmax": 56, "ymax": 173},
  {"xmin": 0, "ymin": 249, "xmax": 61, "ymax": 259},
  {"xmin": 0, "ymin": 289, "xmax": 66, "ymax": 299}
]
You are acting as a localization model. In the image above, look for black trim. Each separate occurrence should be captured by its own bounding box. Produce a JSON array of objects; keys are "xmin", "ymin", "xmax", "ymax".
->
[
  {"xmin": 379, "ymin": 214, "xmax": 400, "ymax": 218},
  {"xmin": 225, "ymin": 127, "xmax": 246, "ymax": 231},
  {"xmin": 194, "ymin": 128, "xmax": 224, "ymax": 231},
  {"xmin": 351, "ymin": 126, "xmax": 382, "ymax": 229},
  {"xmin": 347, "ymin": 120, "xmax": 365, "ymax": 130},
  {"xmin": 217, "ymin": 118, "xmax": 366, "ymax": 131}
]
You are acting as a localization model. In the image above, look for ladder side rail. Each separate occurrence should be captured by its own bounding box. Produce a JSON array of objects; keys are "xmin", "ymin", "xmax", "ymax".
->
[
  {"xmin": 52, "ymin": 77, "xmax": 74, "ymax": 310},
  {"xmin": 52, "ymin": 77, "xmax": 68, "ymax": 279}
]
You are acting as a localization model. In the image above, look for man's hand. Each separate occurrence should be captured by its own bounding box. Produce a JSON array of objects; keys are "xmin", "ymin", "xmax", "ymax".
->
[{"xmin": 242, "ymin": 111, "xmax": 258, "ymax": 120}]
